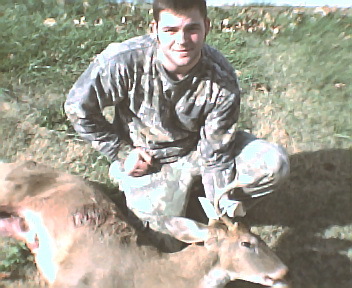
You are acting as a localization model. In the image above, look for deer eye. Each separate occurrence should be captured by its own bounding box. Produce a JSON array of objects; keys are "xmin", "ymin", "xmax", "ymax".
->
[{"xmin": 241, "ymin": 241, "xmax": 252, "ymax": 248}]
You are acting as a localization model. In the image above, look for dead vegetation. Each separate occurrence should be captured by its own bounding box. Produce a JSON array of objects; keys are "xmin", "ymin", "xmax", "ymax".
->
[{"xmin": 0, "ymin": 2, "xmax": 351, "ymax": 287}]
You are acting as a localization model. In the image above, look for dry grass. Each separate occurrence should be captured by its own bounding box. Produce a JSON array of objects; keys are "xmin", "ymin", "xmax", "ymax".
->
[{"xmin": 0, "ymin": 1, "xmax": 351, "ymax": 287}]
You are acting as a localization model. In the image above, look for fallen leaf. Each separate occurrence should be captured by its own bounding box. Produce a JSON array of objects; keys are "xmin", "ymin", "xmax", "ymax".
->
[
  {"xmin": 73, "ymin": 16, "xmax": 87, "ymax": 27},
  {"xmin": 258, "ymin": 21, "xmax": 267, "ymax": 31},
  {"xmin": 264, "ymin": 39, "xmax": 272, "ymax": 46},
  {"xmin": 0, "ymin": 272, "xmax": 11, "ymax": 279},
  {"xmin": 94, "ymin": 18, "xmax": 103, "ymax": 26},
  {"xmin": 83, "ymin": 1, "xmax": 90, "ymax": 9},
  {"xmin": 253, "ymin": 83, "xmax": 270, "ymax": 93},
  {"xmin": 221, "ymin": 18, "xmax": 230, "ymax": 27},
  {"xmin": 43, "ymin": 18, "xmax": 57, "ymax": 27},
  {"xmin": 334, "ymin": 83, "xmax": 346, "ymax": 88},
  {"xmin": 0, "ymin": 102, "xmax": 11, "ymax": 112},
  {"xmin": 270, "ymin": 25, "xmax": 281, "ymax": 34},
  {"xmin": 264, "ymin": 12, "xmax": 273, "ymax": 23},
  {"xmin": 314, "ymin": 6, "xmax": 337, "ymax": 16},
  {"xmin": 80, "ymin": 16, "xmax": 87, "ymax": 26},
  {"xmin": 292, "ymin": 8, "xmax": 306, "ymax": 14}
]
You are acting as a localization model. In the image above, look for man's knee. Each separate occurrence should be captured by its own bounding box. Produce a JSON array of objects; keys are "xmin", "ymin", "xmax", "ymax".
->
[
  {"xmin": 235, "ymin": 139, "xmax": 290, "ymax": 197},
  {"xmin": 259, "ymin": 141, "xmax": 290, "ymax": 184},
  {"xmin": 276, "ymin": 146, "xmax": 290, "ymax": 187}
]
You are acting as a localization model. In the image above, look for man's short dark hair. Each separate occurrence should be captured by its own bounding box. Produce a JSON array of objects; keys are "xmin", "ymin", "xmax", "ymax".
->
[{"xmin": 153, "ymin": 0, "xmax": 207, "ymax": 22}]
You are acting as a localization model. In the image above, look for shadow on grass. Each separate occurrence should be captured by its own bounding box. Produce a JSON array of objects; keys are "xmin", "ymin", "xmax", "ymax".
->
[
  {"xmin": 103, "ymin": 148, "xmax": 351, "ymax": 288},
  {"xmin": 91, "ymin": 148, "xmax": 352, "ymax": 288},
  {"xmin": 103, "ymin": 148, "xmax": 352, "ymax": 288},
  {"xmin": 229, "ymin": 148, "xmax": 351, "ymax": 288},
  {"xmin": 3, "ymin": 149, "xmax": 348, "ymax": 287}
]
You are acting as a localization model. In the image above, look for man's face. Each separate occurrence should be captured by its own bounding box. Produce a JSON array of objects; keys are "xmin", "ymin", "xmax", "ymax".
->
[{"xmin": 153, "ymin": 8, "xmax": 210, "ymax": 79}]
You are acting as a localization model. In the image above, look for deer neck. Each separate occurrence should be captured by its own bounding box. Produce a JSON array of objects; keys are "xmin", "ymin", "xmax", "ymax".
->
[
  {"xmin": 164, "ymin": 245, "xmax": 220, "ymax": 283},
  {"xmin": 199, "ymin": 267, "xmax": 233, "ymax": 288}
]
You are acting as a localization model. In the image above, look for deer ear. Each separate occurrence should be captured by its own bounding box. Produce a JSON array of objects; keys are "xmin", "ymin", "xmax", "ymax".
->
[
  {"xmin": 163, "ymin": 216, "xmax": 209, "ymax": 244},
  {"xmin": 4, "ymin": 161, "xmax": 59, "ymax": 200}
]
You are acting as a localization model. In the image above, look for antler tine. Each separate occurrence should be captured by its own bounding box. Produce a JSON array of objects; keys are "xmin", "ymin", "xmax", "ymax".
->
[{"xmin": 213, "ymin": 176, "xmax": 243, "ymax": 229}]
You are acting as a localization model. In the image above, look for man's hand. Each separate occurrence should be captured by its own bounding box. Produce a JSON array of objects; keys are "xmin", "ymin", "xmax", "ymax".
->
[{"xmin": 124, "ymin": 148, "xmax": 153, "ymax": 177}]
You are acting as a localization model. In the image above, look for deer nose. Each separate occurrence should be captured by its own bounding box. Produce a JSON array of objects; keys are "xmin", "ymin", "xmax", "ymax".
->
[
  {"xmin": 266, "ymin": 264, "xmax": 289, "ymax": 282},
  {"xmin": 271, "ymin": 282, "xmax": 291, "ymax": 288}
]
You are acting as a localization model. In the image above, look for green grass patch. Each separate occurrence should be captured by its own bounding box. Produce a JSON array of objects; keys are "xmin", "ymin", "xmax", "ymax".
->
[
  {"xmin": 0, "ymin": 1, "xmax": 351, "ymax": 287},
  {"xmin": 0, "ymin": 238, "xmax": 33, "ymax": 275}
]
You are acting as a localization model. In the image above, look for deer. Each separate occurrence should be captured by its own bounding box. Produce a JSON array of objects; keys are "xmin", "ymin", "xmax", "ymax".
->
[{"xmin": 0, "ymin": 161, "xmax": 290, "ymax": 287}]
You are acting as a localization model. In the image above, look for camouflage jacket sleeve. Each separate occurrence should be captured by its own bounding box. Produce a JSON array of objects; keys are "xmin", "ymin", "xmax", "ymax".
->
[
  {"xmin": 200, "ymin": 88, "xmax": 241, "ymax": 201},
  {"xmin": 199, "ymin": 45, "xmax": 241, "ymax": 201},
  {"xmin": 64, "ymin": 46, "xmax": 133, "ymax": 161}
]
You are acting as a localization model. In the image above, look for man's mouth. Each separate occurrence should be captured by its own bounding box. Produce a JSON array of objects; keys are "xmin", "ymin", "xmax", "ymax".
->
[
  {"xmin": 173, "ymin": 46, "xmax": 192, "ymax": 52},
  {"xmin": 173, "ymin": 49, "xmax": 192, "ymax": 57}
]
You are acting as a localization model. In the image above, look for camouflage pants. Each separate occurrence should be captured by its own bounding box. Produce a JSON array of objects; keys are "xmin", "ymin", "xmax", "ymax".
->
[{"xmin": 109, "ymin": 131, "xmax": 289, "ymax": 234}]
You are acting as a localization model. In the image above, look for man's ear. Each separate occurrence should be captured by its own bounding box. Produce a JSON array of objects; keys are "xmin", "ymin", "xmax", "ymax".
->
[{"xmin": 204, "ymin": 17, "xmax": 211, "ymax": 36}]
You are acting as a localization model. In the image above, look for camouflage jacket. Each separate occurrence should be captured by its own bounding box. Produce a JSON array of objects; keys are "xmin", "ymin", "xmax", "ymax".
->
[{"xmin": 65, "ymin": 34, "xmax": 241, "ymax": 183}]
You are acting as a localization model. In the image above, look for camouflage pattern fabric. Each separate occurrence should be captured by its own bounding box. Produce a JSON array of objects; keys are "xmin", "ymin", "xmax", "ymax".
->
[
  {"xmin": 109, "ymin": 131, "xmax": 290, "ymax": 234},
  {"xmin": 65, "ymin": 34, "xmax": 242, "ymax": 202},
  {"xmin": 65, "ymin": 34, "xmax": 240, "ymax": 165},
  {"xmin": 65, "ymin": 34, "xmax": 290, "ymax": 241}
]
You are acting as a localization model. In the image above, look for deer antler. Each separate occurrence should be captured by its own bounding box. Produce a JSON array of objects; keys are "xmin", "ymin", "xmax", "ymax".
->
[{"xmin": 213, "ymin": 175, "xmax": 245, "ymax": 230}]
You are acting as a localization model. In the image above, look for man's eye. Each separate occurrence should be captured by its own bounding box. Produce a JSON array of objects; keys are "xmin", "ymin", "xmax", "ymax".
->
[
  {"xmin": 187, "ymin": 26, "xmax": 201, "ymax": 32},
  {"xmin": 163, "ymin": 28, "xmax": 176, "ymax": 33}
]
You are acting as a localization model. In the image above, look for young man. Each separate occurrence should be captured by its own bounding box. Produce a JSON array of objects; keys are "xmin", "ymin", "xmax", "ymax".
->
[{"xmin": 65, "ymin": 0, "xmax": 289, "ymax": 248}]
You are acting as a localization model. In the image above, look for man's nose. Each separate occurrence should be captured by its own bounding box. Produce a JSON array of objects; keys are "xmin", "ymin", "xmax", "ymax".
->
[{"xmin": 175, "ymin": 30, "xmax": 187, "ymax": 44}]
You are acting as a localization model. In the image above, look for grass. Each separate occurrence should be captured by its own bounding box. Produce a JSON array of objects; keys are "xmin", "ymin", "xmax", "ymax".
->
[{"xmin": 0, "ymin": 1, "xmax": 351, "ymax": 287}]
